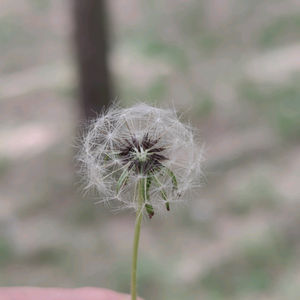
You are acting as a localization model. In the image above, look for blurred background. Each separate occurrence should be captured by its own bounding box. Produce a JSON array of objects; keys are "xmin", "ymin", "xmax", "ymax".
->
[{"xmin": 0, "ymin": 0, "xmax": 300, "ymax": 299}]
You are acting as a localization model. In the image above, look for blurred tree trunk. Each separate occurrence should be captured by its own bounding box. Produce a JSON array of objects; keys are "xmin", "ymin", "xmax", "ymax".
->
[{"xmin": 74, "ymin": 0, "xmax": 112, "ymax": 119}]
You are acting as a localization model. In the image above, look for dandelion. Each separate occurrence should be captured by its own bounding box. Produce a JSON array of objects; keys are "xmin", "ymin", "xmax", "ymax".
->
[{"xmin": 76, "ymin": 102, "xmax": 204, "ymax": 300}]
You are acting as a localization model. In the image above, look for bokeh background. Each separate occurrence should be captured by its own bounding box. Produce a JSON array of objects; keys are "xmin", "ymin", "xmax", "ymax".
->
[{"xmin": 1, "ymin": 1, "xmax": 300, "ymax": 299}]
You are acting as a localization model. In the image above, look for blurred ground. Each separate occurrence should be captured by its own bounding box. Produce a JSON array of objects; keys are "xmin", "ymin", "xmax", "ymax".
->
[{"xmin": 1, "ymin": 0, "xmax": 300, "ymax": 300}]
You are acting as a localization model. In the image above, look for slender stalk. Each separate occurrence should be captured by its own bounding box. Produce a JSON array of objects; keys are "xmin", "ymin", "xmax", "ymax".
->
[{"xmin": 131, "ymin": 180, "xmax": 143, "ymax": 300}]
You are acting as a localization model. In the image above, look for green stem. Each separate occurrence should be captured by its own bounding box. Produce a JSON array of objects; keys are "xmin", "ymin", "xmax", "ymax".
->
[{"xmin": 131, "ymin": 180, "xmax": 143, "ymax": 300}]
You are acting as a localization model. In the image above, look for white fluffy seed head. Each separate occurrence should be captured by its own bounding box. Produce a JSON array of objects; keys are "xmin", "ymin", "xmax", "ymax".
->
[{"xmin": 76, "ymin": 102, "xmax": 205, "ymax": 218}]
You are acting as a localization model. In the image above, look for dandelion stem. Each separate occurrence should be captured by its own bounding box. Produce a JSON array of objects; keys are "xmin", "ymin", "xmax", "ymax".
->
[{"xmin": 131, "ymin": 180, "xmax": 143, "ymax": 300}]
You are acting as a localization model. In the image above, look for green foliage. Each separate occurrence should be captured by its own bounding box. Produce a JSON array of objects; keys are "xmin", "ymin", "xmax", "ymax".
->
[
  {"xmin": 119, "ymin": 74, "xmax": 167, "ymax": 105},
  {"xmin": 28, "ymin": 0, "xmax": 51, "ymax": 12},
  {"xmin": 179, "ymin": 7, "xmax": 204, "ymax": 36},
  {"xmin": 193, "ymin": 94, "xmax": 215, "ymax": 118},
  {"xmin": 197, "ymin": 34, "xmax": 222, "ymax": 54},
  {"xmin": 0, "ymin": 237, "xmax": 15, "ymax": 267},
  {"xmin": 174, "ymin": 207, "xmax": 215, "ymax": 239},
  {"xmin": 277, "ymin": 94, "xmax": 300, "ymax": 141},
  {"xmin": 143, "ymin": 41, "xmax": 188, "ymax": 70},
  {"xmin": 146, "ymin": 77, "xmax": 168, "ymax": 102},
  {"xmin": 0, "ymin": 17, "xmax": 22, "ymax": 44},
  {"xmin": 68, "ymin": 196, "xmax": 113, "ymax": 227},
  {"xmin": 200, "ymin": 232, "xmax": 296, "ymax": 298},
  {"xmin": 238, "ymin": 80, "xmax": 300, "ymax": 142},
  {"xmin": 0, "ymin": 16, "xmax": 37, "ymax": 48},
  {"xmin": 238, "ymin": 80, "xmax": 268, "ymax": 108},
  {"xmin": 0, "ymin": 157, "xmax": 10, "ymax": 178},
  {"xmin": 72, "ymin": 204, "xmax": 97, "ymax": 226},
  {"xmin": 258, "ymin": 14, "xmax": 300, "ymax": 48},
  {"xmin": 127, "ymin": 24, "xmax": 188, "ymax": 70},
  {"xmin": 54, "ymin": 86, "xmax": 77, "ymax": 100},
  {"xmin": 258, "ymin": 19, "xmax": 289, "ymax": 48},
  {"xmin": 229, "ymin": 176, "xmax": 278, "ymax": 216},
  {"xmin": 27, "ymin": 247, "xmax": 68, "ymax": 266},
  {"xmin": 16, "ymin": 196, "xmax": 51, "ymax": 219},
  {"xmin": 239, "ymin": 80, "xmax": 300, "ymax": 108},
  {"xmin": 178, "ymin": 6, "xmax": 222, "ymax": 54},
  {"xmin": 109, "ymin": 255, "xmax": 167, "ymax": 300}
]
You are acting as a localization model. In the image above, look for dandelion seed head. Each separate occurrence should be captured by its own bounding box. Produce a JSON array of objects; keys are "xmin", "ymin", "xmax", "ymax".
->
[{"xmin": 76, "ymin": 102, "xmax": 205, "ymax": 218}]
